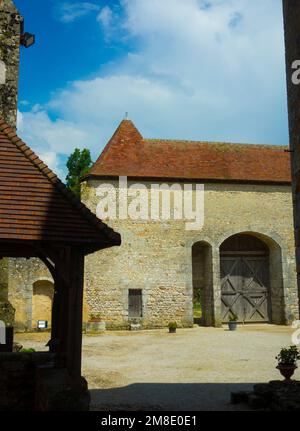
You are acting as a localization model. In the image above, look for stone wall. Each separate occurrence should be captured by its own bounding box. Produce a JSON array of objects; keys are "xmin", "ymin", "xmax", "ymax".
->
[
  {"xmin": 6, "ymin": 258, "xmax": 53, "ymax": 331},
  {"xmin": 0, "ymin": 352, "xmax": 90, "ymax": 411},
  {"xmin": 0, "ymin": 352, "xmax": 55, "ymax": 411},
  {"xmin": 0, "ymin": 258, "xmax": 8, "ymax": 301},
  {"xmin": 283, "ymin": 0, "xmax": 300, "ymax": 318},
  {"xmin": 81, "ymin": 178, "xmax": 299, "ymax": 329},
  {"xmin": 0, "ymin": 257, "xmax": 92, "ymax": 332},
  {"xmin": 0, "ymin": 0, "xmax": 21, "ymax": 128},
  {"xmin": 2, "ymin": 179, "xmax": 299, "ymax": 330}
]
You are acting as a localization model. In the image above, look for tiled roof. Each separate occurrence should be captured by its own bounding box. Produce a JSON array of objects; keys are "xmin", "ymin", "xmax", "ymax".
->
[
  {"xmin": 87, "ymin": 120, "xmax": 291, "ymax": 184},
  {"xmin": 0, "ymin": 119, "xmax": 121, "ymax": 252}
]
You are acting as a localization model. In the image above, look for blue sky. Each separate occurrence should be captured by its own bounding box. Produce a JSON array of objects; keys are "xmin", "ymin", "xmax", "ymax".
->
[{"xmin": 14, "ymin": 0, "xmax": 288, "ymax": 178}]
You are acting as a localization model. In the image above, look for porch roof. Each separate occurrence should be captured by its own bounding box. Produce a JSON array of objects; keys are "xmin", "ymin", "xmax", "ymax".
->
[{"xmin": 0, "ymin": 119, "xmax": 121, "ymax": 255}]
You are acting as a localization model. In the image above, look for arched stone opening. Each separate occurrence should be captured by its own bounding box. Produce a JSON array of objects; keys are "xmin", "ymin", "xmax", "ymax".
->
[
  {"xmin": 32, "ymin": 280, "xmax": 54, "ymax": 330},
  {"xmin": 192, "ymin": 241, "xmax": 214, "ymax": 326},
  {"xmin": 219, "ymin": 232, "xmax": 284, "ymax": 324}
]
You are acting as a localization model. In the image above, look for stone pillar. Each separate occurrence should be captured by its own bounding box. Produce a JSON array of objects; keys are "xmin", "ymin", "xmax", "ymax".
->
[
  {"xmin": 282, "ymin": 1, "xmax": 300, "ymax": 316},
  {"xmin": 212, "ymin": 245, "xmax": 222, "ymax": 327},
  {"xmin": 0, "ymin": 0, "xmax": 22, "ymax": 128}
]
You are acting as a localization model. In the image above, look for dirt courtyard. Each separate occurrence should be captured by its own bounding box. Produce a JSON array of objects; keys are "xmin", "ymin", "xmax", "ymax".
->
[{"xmin": 16, "ymin": 324, "xmax": 299, "ymax": 411}]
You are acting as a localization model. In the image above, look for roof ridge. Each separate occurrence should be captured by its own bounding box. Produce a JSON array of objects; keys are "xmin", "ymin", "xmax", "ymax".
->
[
  {"xmin": 0, "ymin": 119, "xmax": 120, "ymax": 244},
  {"xmin": 143, "ymin": 138, "xmax": 288, "ymax": 149}
]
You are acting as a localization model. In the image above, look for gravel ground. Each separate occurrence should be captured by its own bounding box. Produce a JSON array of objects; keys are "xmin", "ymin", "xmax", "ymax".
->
[{"xmin": 15, "ymin": 324, "xmax": 299, "ymax": 411}]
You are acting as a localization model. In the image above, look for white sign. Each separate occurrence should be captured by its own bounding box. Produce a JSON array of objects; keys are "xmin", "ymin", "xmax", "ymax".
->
[{"xmin": 37, "ymin": 320, "xmax": 48, "ymax": 329}]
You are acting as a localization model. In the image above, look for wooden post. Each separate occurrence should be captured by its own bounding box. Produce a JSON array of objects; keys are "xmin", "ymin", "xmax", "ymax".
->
[
  {"xmin": 66, "ymin": 248, "xmax": 85, "ymax": 377},
  {"xmin": 48, "ymin": 247, "xmax": 85, "ymax": 376}
]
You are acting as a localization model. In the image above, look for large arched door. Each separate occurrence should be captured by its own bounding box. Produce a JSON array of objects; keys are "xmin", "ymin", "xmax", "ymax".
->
[{"xmin": 220, "ymin": 234, "xmax": 270, "ymax": 323}]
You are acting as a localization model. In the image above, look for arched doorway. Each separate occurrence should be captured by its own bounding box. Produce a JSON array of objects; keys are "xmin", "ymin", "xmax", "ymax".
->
[
  {"xmin": 220, "ymin": 234, "xmax": 271, "ymax": 323},
  {"xmin": 32, "ymin": 280, "xmax": 54, "ymax": 329},
  {"xmin": 192, "ymin": 241, "xmax": 213, "ymax": 326}
]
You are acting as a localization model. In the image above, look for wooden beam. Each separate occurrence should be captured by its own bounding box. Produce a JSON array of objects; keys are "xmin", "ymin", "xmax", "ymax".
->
[
  {"xmin": 48, "ymin": 246, "xmax": 85, "ymax": 376},
  {"xmin": 66, "ymin": 248, "xmax": 85, "ymax": 376}
]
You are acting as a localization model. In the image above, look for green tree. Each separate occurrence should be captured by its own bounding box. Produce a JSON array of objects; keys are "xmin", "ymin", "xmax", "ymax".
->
[{"xmin": 66, "ymin": 148, "xmax": 93, "ymax": 198}]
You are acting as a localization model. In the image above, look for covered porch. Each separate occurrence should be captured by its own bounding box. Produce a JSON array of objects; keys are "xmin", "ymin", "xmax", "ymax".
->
[{"xmin": 0, "ymin": 119, "xmax": 121, "ymax": 410}]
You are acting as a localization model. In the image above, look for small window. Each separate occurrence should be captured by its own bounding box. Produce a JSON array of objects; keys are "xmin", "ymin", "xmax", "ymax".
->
[{"xmin": 128, "ymin": 289, "xmax": 142, "ymax": 318}]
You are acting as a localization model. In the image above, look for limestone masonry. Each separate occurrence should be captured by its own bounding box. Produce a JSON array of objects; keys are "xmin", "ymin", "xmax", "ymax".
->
[
  {"xmin": 3, "ymin": 120, "xmax": 299, "ymax": 330},
  {"xmin": 0, "ymin": 1, "xmax": 299, "ymax": 331}
]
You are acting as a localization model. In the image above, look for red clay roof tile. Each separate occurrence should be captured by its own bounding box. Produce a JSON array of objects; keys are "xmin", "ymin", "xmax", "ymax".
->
[
  {"xmin": 87, "ymin": 120, "xmax": 291, "ymax": 183},
  {"xmin": 0, "ymin": 119, "xmax": 121, "ymax": 252}
]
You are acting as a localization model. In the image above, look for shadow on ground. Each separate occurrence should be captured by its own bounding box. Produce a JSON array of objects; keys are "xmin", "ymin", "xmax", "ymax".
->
[{"xmin": 90, "ymin": 382, "xmax": 256, "ymax": 411}]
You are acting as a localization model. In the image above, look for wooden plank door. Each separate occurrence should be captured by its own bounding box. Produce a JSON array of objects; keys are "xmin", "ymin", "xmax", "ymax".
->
[
  {"xmin": 128, "ymin": 289, "xmax": 142, "ymax": 318},
  {"xmin": 221, "ymin": 257, "xmax": 244, "ymax": 322},
  {"xmin": 221, "ymin": 255, "xmax": 270, "ymax": 323},
  {"xmin": 241, "ymin": 256, "xmax": 270, "ymax": 322}
]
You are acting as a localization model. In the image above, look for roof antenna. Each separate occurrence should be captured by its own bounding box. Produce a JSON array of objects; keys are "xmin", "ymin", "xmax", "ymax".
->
[{"xmin": 125, "ymin": 112, "xmax": 128, "ymax": 120}]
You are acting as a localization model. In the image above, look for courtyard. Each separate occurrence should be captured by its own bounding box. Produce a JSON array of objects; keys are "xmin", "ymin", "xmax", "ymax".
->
[{"xmin": 15, "ymin": 324, "xmax": 299, "ymax": 411}]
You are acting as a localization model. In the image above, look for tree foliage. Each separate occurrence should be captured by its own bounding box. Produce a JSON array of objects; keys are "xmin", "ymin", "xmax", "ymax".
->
[{"xmin": 66, "ymin": 148, "xmax": 93, "ymax": 198}]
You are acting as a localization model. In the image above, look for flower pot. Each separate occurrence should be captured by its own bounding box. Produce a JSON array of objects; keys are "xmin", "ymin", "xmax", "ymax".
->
[
  {"xmin": 169, "ymin": 327, "xmax": 176, "ymax": 333},
  {"xmin": 276, "ymin": 364, "xmax": 297, "ymax": 382},
  {"xmin": 228, "ymin": 321, "xmax": 237, "ymax": 331}
]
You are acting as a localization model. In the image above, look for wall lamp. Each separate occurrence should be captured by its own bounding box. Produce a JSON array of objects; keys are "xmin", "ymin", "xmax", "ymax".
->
[{"xmin": 20, "ymin": 32, "xmax": 35, "ymax": 48}]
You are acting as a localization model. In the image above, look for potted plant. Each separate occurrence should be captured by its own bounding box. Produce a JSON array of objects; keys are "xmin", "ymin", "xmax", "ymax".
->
[
  {"xmin": 89, "ymin": 313, "xmax": 102, "ymax": 323},
  {"xmin": 168, "ymin": 322, "xmax": 177, "ymax": 333},
  {"xmin": 228, "ymin": 312, "xmax": 238, "ymax": 331},
  {"xmin": 276, "ymin": 345, "xmax": 300, "ymax": 382}
]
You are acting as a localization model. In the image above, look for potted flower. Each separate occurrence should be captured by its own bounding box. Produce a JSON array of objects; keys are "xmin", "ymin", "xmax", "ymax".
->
[
  {"xmin": 276, "ymin": 345, "xmax": 300, "ymax": 382},
  {"xmin": 168, "ymin": 322, "xmax": 177, "ymax": 333},
  {"xmin": 228, "ymin": 312, "xmax": 238, "ymax": 331}
]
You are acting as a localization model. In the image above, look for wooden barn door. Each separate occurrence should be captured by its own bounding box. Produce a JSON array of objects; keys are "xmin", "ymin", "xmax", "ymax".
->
[
  {"xmin": 220, "ymin": 235, "xmax": 270, "ymax": 323},
  {"xmin": 128, "ymin": 289, "xmax": 142, "ymax": 318}
]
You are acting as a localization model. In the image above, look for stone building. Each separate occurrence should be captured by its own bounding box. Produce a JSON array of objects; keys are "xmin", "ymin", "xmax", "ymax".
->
[
  {"xmin": 283, "ymin": 0, "xmax": 300, "ymax": 314},
  {"xmin": 1, "ymin": 0, "xmax": 299, "ymax": 331},
  {"xmin": 0, "ymin": 0, "xmax": 21, "ymax": 128},
  {"xmin": 78, "ymin": 119, "xmax": 299, "ymax": 329},
  {"xmin": 3, "ymin": 119, "xmax": 300, "ymax": 330}
]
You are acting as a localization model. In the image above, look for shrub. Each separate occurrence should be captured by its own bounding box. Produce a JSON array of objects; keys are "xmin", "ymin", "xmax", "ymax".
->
[
  {"xmin": 168, "ymin": 322, "xmax": 177, "ymax": 330},
  {"xmin": 276, "ymin": 346, "xmax": 300, "ymax": 365},
  {"xmin": 20, "ymin": 348, "xmax": 36, "ymax": 353},
  {"xmin": 228, "ymin": 312, "xmax": 238, "ymax": 322}
]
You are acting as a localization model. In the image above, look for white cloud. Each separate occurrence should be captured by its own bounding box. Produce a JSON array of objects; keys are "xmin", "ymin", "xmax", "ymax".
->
[
  {"xmin": 97, "ymin": 6, "xmax": 113, "ymax": 28},
  {"xmin": 19, "ymin": 0, "xmax": 288, "ymax": 180},
  {"xmin": 57, "ymin": 2, "xmax": 100, "ymax": 23},
  {"xmin": 17, "ymin": 110, "xmax": 92, "ymax": 179}
]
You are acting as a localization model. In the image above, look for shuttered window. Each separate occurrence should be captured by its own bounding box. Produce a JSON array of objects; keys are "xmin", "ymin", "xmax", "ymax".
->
[{"xmin": 128, "ymin": 289, "xmax": 142, "ymax": 318}]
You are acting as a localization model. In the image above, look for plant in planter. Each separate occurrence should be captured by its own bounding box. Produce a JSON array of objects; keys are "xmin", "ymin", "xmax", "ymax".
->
[
  {"xmin": 89, "ymin": 313, "xmax": 102, "ymax": 322},
  {"xmin": 168, "ymin": 322, "xmax": 177, "ymax": 333},
  {"xmin": 276, "ymin": 345, "xmax": 300, "ymax": 382},
  {"xmin": 228, "ymin": 312, "xmax": 238, "ymax": 331}
]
